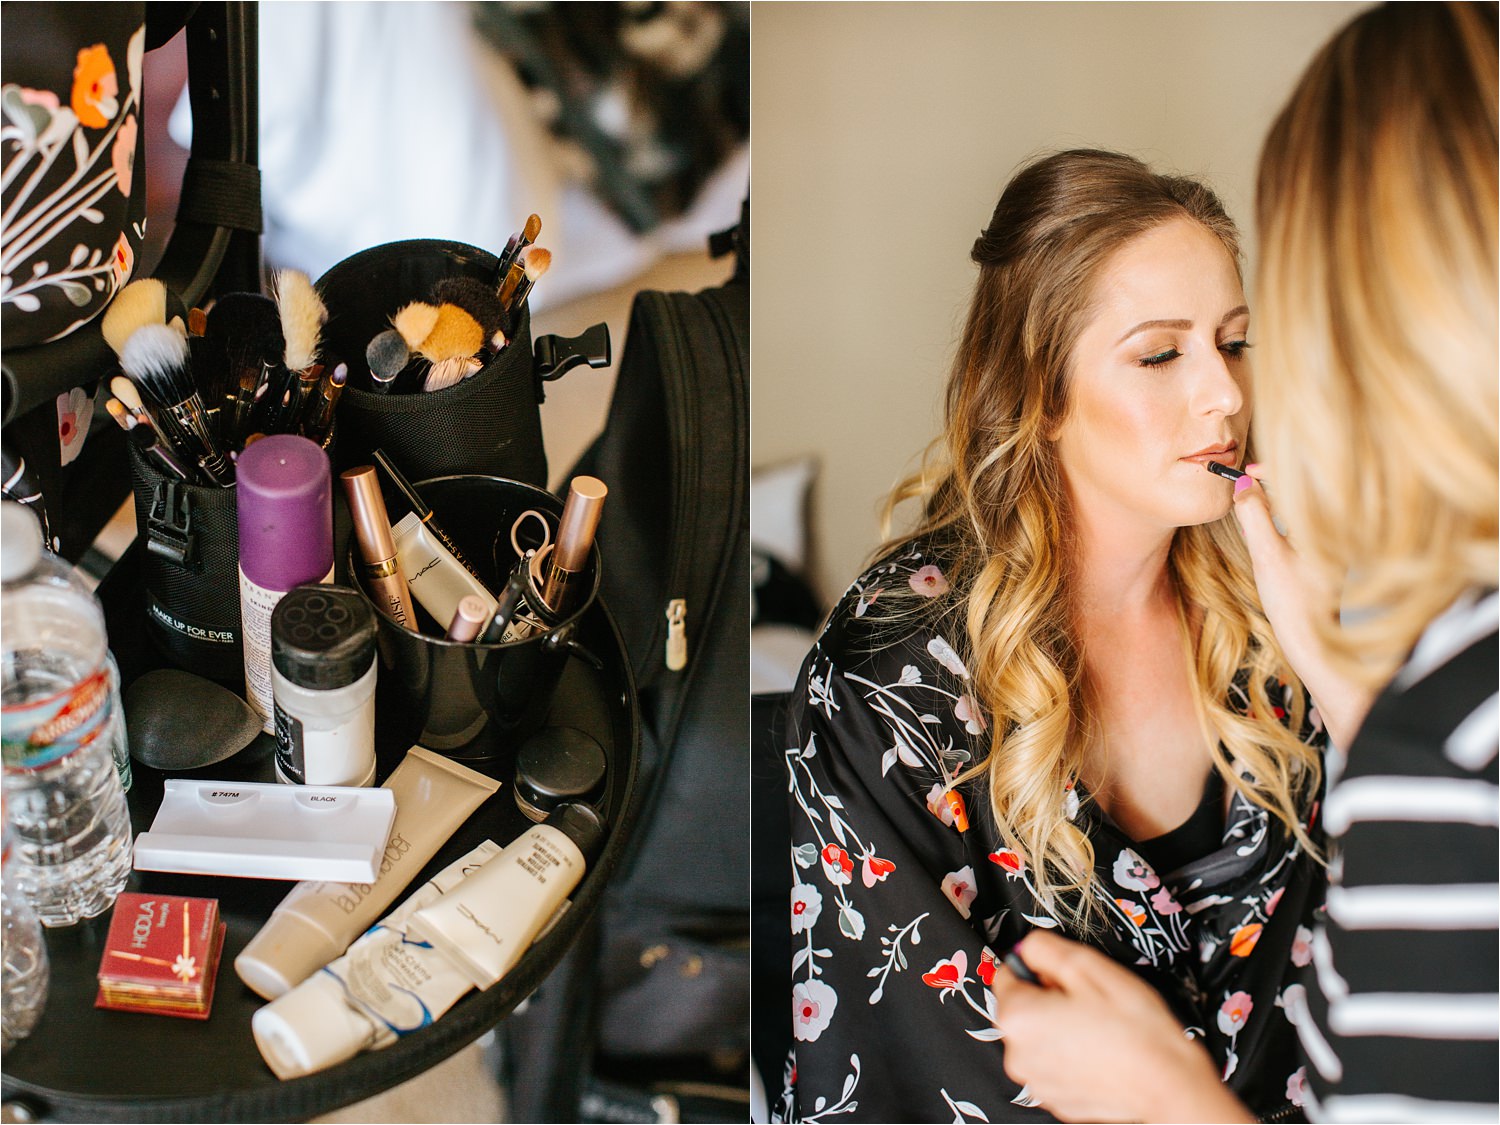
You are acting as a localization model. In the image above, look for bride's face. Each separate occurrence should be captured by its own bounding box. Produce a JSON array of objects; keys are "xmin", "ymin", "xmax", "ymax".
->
[{"xmin": 1052, "ymin": 216, "xmax": 1251, "ymax": 535}]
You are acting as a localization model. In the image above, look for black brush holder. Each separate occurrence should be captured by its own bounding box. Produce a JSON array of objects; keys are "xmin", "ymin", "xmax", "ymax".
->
[
  {"xmin": 346, "ymin": 474, "xmax": 601, "ymax": 764},
  {"xmin": 126, "ymin": 441, "xmax": 244, "ymax": 684},
  {"xmin": 317, "ymin": 239, "xmax": 547, "ymax": 487}
]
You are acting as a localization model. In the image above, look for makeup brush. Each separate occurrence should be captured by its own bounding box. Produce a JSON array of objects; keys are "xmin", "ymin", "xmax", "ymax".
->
[
  {"xmin": 110, "ymin": 375, "xmax": 153, "ymax": 428},
  {"xmin": 433, "ymin": 277, "xmax": 507, "ymax": 352},
  {"xmin": 104, "ymin": 397, "xmax": 137, "ymax": 431},
  {"xmin": 417, "ymin": 304, "xmax": 485, "ymax": 392},
  {"xmin": 494, "ymin": 213, "xmax": 542, "ymax": 286},
  {"xmin": 276, "ymin": 269, "xmax": 327, "ymax": 375},
  {"xmin": 120, "ymin": 324, "xmax": 234, "ymax": 486},
  {"xmin": 109, "ymin": 396, "xmax": 195, "ymax": 482},
  {"xmin": 365, "ymin": 329, "xmax": 410, "ymax": 394},
  {"xmin": 422, "ymin": 356, "xmax": 482, "ymax": 393},
  {"xmin": 207, "ymin": 293, "xmax": 285, "ymax": 447},
  {"xmin": 505, "ymin": 246, "xmax": 551, "ymax": 315},
  {"xmin": 270, "ymin": 270, "xmax": 328, "ymax": 432},
  {"xmin": 392, "ymin": 302, "xmax": 440, "ymax": 350},
  {"xmin": 303, "ymin": 363, "xmax": 347, "ymax": 448},
  {"xmin": 101, "ymin": 279, "xmax": 168, "ymax": 357},
  {"xmin": 127, "ymin": 421, "xmax": 194, "ymax": 482}
]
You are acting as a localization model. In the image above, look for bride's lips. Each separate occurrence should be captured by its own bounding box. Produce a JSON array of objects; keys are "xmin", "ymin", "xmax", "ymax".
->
[{"xmin": 1180, "ymin": 442, "xmax": 1238, "ymax": 467}]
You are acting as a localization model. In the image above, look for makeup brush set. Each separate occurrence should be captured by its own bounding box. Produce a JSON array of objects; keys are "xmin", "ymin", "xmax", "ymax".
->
[
  {"xmin": 102, "ymin": 270, "xmax": 347, "ymax": 489},
  {"xmin": 359, "ymin": 215, "xmax": 551, "ymax": 396}
]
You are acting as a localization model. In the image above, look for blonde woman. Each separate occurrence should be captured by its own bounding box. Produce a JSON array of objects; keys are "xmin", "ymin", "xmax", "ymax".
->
[
  {"xmin": 991, "ymin": 5, "xmax": 1498, "ymax": 1123},
  {"xmin": 778, "ymin": 150, "xmax": 1347, "ymax": 1123}
]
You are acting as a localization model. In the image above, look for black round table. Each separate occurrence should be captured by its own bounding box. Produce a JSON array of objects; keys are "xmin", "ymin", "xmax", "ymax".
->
[{"xmin": 1, "ymin": 545, "xmax": 640, "ymax": 1123}]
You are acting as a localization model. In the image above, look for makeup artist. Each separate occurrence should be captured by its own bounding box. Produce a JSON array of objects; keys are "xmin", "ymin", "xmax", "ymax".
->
[
  {"xmin": 989, "ymin": 4, "xmax": 1498, "ymax": 1122},
  {"xmin": 778, "ymin": 150, "xmax": 1336, "ymax": 1122}
]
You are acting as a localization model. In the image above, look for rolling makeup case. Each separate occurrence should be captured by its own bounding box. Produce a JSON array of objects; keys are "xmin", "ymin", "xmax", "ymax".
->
[{"xmin": 501, "ymin": 200, "xmax": 750, "ymax": 1123}]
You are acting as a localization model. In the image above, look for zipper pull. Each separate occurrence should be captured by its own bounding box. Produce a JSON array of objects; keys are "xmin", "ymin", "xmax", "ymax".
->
[{"xmin": 665, "ymin": 599, "xmax": 687, "ymax": 671}]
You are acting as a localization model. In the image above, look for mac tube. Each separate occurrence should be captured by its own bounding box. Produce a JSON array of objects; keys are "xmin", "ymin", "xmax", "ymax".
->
[
  {"xmin": 407, "ymin": 804, "xmax": 605, "ymax": 989},
  {"xmin": 341, "ymin": 466, "xmax": 417, "ymax": 631},
  {"xmin": 373, "ymin": 449, "xmax": 486, "ymax": 587}
]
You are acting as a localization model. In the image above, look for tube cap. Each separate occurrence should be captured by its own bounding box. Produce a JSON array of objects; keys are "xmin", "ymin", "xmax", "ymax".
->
[
  {"xmin": 545, "ymin": 802, "xmax": 607, "ymax": 864},
  {"xmin": 235, "ymin": 911, "xmax": 345, "ymax": 1000},
  {"xmin": 236, "ymin": 435, "xmax": 334, "ymax": 591},
  {"xmin": 252, "ymin": 970, "xmax": 377, "ymax": 1079},
  {"xmin": 341, "ymin": 465, "xmax": 399, "ymax": 565}
]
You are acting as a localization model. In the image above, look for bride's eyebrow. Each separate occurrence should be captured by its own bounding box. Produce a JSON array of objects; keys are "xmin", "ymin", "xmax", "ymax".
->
[{"xmin": 1114, "ymin": 305, "xmax": 1249, "ymax": 346}]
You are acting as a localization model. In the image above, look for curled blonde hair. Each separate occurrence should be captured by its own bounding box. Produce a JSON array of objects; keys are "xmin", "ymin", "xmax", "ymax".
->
[
  {"xmin": 879, "ymin": 150, "xmax": 1319, "ymax": 928},
  {"xmin": 1253, "ymin": 2, "xmax": 1498, "ymax": 689}
]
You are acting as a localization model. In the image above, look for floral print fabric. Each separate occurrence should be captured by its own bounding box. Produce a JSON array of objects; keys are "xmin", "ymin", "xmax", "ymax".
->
[
  {"xmin": 776, "ymin": 544, "xmax": 1325, "ymax": 1123},
  {"xmin": 2, "ymin": 17, "xmax": 145, "ymax": 347}
]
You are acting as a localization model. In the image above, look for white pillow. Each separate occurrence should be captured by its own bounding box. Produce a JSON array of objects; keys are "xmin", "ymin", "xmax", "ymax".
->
[{"xmin": 750, "ymin": 456, "xmax": 817, "ymax": 574}]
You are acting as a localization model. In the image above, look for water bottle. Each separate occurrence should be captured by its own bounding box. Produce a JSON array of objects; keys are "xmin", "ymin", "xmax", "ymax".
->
[
  {"xmin": 1, "ymin": 812, "xmax": 49, "ymax": 1048},
  {"xmin": 1, "ymin": 501, "xmax": 133, "ymax": 926}
]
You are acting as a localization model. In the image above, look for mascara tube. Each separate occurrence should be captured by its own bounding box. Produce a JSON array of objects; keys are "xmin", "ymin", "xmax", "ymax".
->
[
  {"xmin": 341, "ymin": 466, "xmax": 417, "ymax": 631},
  {"xmin": 506, "ymin": 476, "xmax": 607, "ymax": 642},
  {"xmin": 538, "ymin": 476, "xmax": 607, "ymax": 617}
]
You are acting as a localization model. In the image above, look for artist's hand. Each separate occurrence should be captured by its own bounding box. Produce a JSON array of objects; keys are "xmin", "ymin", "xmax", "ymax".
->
[
  {"xmin": 1232, "ymin": 465, "xmax": 1375, "ymax": 747},
  {"xmin": 991, "ymin": 932, "xmax": 1251, "ymax": 1124}
]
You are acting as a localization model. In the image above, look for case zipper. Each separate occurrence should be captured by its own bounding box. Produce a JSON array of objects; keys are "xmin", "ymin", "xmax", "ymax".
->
[{"xmin": 665, "ymin": 599, "xmax": 688, "ymax": 671}]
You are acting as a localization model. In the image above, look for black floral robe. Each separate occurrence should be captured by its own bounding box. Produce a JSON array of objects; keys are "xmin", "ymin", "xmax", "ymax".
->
[{"xmin": 775, "ymin": 544, "xmax": 1326, "ymax": 1124}]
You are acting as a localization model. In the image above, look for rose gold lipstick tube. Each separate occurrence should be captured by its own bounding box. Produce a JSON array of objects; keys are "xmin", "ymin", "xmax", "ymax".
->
[
  {"xmin": 537, "ymin": 476, "xmax": 607, "ymax": 616},
  {"xmin": 341, "ymin": 466, "xmax": 417, "ymax": 631}
]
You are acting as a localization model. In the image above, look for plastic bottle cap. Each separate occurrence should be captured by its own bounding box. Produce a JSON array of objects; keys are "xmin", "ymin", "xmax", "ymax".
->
[
  {"xmin": 514, "ymin": 728, "xmax": 606, "ymax": 823},
  {"xmin": 271, "ymin": 585, "xmax": 377, "ymax": 690},
  {"xmin": 0, "ymin": 502, "xmax": 43, "ymax": 582},
  {"xmin": 235, "ymin": 912, "xmax": 345, "ymax": 1000},
  {"xmin": 251, "ymin": 970, "xmax": 375, "ymax": 1079}
]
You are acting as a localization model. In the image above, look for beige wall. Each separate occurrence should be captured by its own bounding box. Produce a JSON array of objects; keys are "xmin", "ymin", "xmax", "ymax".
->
[{"xmin": 751, "ymin": 1, "xmax": 1370, "ymax": 605}]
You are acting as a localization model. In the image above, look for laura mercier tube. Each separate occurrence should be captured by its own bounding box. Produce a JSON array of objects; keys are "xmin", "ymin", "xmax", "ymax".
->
[
  {"xmin": 407, "ymin": 804, "xmax": 605, "ymax": 988},
  {"xmin": 234, "ymin": 746, "xmax": 500, "ymax": 999}
]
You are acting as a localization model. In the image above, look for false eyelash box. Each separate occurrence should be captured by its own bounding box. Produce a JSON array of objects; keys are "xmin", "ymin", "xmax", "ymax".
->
[{"xmin": 133, "ymin": 780, "xmax": 397, "ymax": 883}]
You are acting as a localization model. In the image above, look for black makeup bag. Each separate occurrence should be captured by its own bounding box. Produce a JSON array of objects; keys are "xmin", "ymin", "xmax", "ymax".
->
[
  {"xmin": 126, "ymin": 439, "xmax": 243, "ymax": 684},
  {"xmin": 316, "ymin": 238, "xmax": 609, "ymax": 488}
]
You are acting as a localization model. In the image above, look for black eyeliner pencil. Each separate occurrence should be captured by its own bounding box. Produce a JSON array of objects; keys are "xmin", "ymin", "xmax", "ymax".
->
[
  {"xmin": 372, "ymin": 449, "xmax": 489, "ymax": 589},
  {"xmin": 1205, "ymin": 460, "xmax": 1247, "ymax": 482}
]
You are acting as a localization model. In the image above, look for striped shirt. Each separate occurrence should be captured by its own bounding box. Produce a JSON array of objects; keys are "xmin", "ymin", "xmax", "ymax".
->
[{"xmin": 1300, "ymin": 589, "xmax": 1499, "ymax": 1123}]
